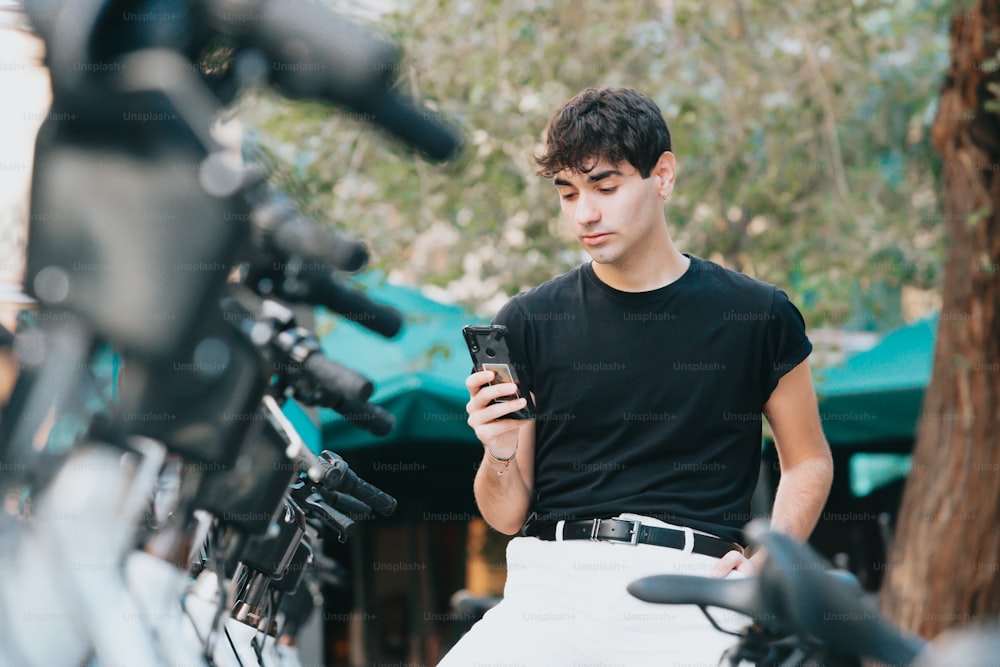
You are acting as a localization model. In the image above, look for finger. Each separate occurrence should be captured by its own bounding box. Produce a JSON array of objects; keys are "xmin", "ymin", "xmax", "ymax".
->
[
  {"xmin": 735, "ymin": 557, "xmax": 757, "ymax": 576},
  {"xmin": 466, "ymin": 386, "xmax": 518, "ymax": 417},
  {"xmin": 710, "ymin": 550, "xmax": 746, "ymax": 578},
  {"xmin": 466, "ymin": 370, "xmax": 496, "ymax": 394},
  {"xmin": 470, "ymin": 410, "xmax": 522, "ymax": 430},
  {"xmin": 473, "ymin": 382, "xmax": 521, "ymax": 407},
  {"xmin": 467, "ymin": 397, "xmax": 528, "ymax": 427}
]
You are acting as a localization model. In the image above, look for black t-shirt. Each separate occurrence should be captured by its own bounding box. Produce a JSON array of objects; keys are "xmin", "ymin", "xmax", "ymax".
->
[{"xmin": 493, "ymin": 255, "xmax": 812, "ymax": 544}]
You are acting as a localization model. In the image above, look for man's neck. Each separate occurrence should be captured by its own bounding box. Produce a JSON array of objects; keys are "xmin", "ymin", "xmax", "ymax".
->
[{"xmin": 591, "ymin": 243, "xmax": 691, "ymax": 292}]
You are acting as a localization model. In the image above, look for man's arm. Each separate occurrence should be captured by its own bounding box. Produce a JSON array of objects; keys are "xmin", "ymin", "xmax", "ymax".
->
[
  {"xmin": 762, "ymin": 357, "xmax": 834, "ymax": 543},
  {"xmin": 714, "ymin": 357, "xmax": 833, "ymax": 576},
  {"xmin": 473, "ymin": 417, "xmax": 535, "ymax": 534},
  {"xmin": 465, "ymin": 372, "xmax": 536, "ymax": 534}
]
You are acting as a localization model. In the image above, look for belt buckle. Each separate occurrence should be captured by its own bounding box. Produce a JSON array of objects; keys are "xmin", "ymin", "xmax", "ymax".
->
[
  {"xmin": 628, "ymin": 520, "xmax": 641, "ymax": 545},
  {"xmin": 591, "ymin": 518, "xmax": 643, "ymax": 545}
]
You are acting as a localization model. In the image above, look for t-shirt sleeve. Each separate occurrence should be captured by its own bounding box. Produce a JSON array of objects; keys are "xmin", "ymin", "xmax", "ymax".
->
[
  {"xmin": 492, "ymin": 296, "xmax": 534, "ymax": 394},
  {"xmin": 762, "ymin": 288, "xmax": 812, "ymax": 401}
]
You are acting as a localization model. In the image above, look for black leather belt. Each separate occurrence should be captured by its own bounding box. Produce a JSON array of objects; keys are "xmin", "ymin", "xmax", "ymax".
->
[{"xmin": 529, "ymin": 518, "xmax": 744, "ymax": 559}]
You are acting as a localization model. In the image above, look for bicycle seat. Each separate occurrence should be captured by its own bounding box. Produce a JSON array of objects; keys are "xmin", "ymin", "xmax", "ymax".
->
[
  {"xmin": 627, "ymin": 574, "xmax": 784, "ymax": 633},
  {"xmin": 626, "ymin": 557, "xmax": 864, "ymax": 635}
]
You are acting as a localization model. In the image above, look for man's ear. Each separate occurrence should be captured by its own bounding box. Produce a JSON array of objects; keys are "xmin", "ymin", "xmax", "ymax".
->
[{"xmin": 654, "ymin": 151, "xmax": 676, "ymax": 198}]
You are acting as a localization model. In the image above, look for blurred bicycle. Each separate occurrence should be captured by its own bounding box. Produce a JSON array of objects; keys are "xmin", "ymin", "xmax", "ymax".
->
[{"xmin": 0, "ymin": 1, "xmax": 462, "ymax": 665}]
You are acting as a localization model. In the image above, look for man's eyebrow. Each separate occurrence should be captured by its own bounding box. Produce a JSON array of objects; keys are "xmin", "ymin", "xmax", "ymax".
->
[
  {"xmin": 553, "ymin": 170, "xmax": 623, "ymax": 187},
  {"xmin": 587, "ymin": 169, "xmax": 623, "ymax": 183}
]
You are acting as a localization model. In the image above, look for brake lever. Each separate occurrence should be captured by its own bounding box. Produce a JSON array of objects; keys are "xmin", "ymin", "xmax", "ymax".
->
[
  {"xmin": 300, "ymin": 492, "xmax": 356, "ymax": 542},
  {"xmin": 289, "ymin": 479, "xmax": 355, "ymax": 540},
  {"xmin": 311, "ymin": 484, "xmax": 373, "ymax": 518}
]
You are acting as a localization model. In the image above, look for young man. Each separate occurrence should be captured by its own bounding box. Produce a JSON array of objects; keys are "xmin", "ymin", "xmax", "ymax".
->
[{"xmin": 440, "ymin": 87, "xmax": 833, "ymax": 666}]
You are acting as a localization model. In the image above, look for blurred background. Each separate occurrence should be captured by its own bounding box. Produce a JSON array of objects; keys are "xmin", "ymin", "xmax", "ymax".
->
[
  {"xmin": 245, "ymin": 0, "xmax": 951, "ymax": 326},
  {"xmin": 236, "ymin": 3, "xmax": 956, "ymax": 659},
  {"xmin": 1, "ymin": 0, "xmax": 995, "ymax": 665}
]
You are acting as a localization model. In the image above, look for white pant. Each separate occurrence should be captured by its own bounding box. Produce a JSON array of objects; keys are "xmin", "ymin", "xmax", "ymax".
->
[{"xmin": 437, "ymin": 514, "xmax": 748, "ymax": 667}]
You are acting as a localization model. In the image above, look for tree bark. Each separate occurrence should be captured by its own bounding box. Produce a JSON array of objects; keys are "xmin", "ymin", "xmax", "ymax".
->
[{"xmin": 879, "ymin": 0, "xmax": 1000, "ymax": 638}]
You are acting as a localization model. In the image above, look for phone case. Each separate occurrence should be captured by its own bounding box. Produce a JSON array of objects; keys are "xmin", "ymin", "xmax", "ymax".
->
[{"xmin": 462, "ymin": 325, "xmax": 535, "ymax": 419}]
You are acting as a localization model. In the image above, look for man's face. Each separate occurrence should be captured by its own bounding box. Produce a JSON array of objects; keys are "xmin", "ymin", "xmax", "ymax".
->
[{"xmin": 552, "ymin": 155, "xmax": 674, "ymax": 266}]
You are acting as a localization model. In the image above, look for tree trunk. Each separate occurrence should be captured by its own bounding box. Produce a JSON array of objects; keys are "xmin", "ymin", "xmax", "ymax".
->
[{"xmin": 879, "ymin": 1, "xmax": 1000, "ymax": 638}]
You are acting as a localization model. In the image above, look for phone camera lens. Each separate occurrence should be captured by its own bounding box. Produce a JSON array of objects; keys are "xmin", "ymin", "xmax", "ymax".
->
[{"xmin": 485, "ymin": 347, "xmax": 495, "ymax": 358}]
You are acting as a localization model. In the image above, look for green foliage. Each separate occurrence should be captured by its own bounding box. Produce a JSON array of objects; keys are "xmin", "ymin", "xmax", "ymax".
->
[{"xmin": 237, "ymin": 0, "xmax": 954, "ymax": 329}]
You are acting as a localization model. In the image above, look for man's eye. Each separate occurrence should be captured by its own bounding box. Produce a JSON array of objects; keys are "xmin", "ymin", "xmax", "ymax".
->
[
  {"xmin": 598, "ymin": 187, "xmax": 617, "ymax": 194},
  {"xmin": 560, "ymin": 193, "xmax": 577, "ymax": 201}
]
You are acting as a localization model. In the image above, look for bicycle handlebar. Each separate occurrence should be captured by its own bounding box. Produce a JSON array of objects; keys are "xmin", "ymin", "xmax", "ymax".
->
[
  {"xmin": 291, "ymin": 485, "xmax": 357, "ymax": 542},
  {"xmin": 317, "ymin": 395, "xmax": 396, "ymax": 437},
  {"xmin": 753, "ymin": 525, "xmax": 925, "ymax": 665},
  {"xmin": 10, "ymin": 0, "xmax": 449, "ymax": 661},
  {"xmin": 252, "ymin": 192, "xmax": 370, "ymax": 273},
  {"xmin": 202, "ymin": 0, "xmax": 463, "ymax": 162},
  {"xmin": 298, "ymin": 350, "xmax": 374, "ymax": 403},
  {"xmin": 201, "ymin": 0, "xmax": 398, "ymax": 102},
  {"xmin": 290, "ymin": 271, "xmax": 404, "ymax": 340},
  {"xmin": 295, "ymin": 447, "xmax": 396, "ymax": 517},
  {"xmin": 313, "ymin": 485, "xmax": 374, "ymax": 517},
  {"xmin": 359, "ymin": 89, "xmax": 465, "ymax": 163},
  {"xmin": 317, "ymin": 450, "xmax": 397, "ymax": 516},
  {"xmin": 628, "ymin": 520, "xmax": 927, "ymax": 666}
]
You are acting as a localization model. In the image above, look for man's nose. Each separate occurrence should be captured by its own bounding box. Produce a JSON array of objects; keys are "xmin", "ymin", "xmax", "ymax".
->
[{"xmin": 574, "ymin": 193, "xmax": 601, "ymax": 225}]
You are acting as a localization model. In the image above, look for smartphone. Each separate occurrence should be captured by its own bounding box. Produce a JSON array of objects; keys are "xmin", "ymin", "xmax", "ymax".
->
[{"xmin": 462, "ymin": 324, "xmax": 535, "ymax": 419}]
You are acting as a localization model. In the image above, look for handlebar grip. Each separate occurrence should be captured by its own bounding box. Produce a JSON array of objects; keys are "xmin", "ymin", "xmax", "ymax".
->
[
  {"xmin": 270, "ymin": 213, "xmax": 369, "ymax": 273},
  {"xmin": 217, "ymin": 0, "xmax": 461, "ymax": 160},
  {"xmin": 329, "ymin": 396, "xmax": 396, "ymax": 437},
  {"xmin": 318, "ymin": 451, "xmax": 397, "ymax": 516},
  {"xmin": 215, "ymin": 0, "xmax": 399, "ymax": 102},
  {"xmin": 254, "ymin": 194, "xmax": 369, "ymax": 272},
  {"xmin": 363, "ymin": 91, "xmax": 464, "ymax": 163},
  {"xmin": 242, "ymin": 1, "xmax": 461, "ymax": 161},
  {"xmin": 302, "ymin": 353, "xmax": 373, "ymax": 402},
  {"xmin": 303, "ymin": 272, "xmax": 403, "ymax": 339}
]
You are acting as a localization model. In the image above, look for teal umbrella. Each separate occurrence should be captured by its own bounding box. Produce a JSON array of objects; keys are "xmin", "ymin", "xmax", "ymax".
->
[
  {"xmin": 311, "ymin": 274, "xmax": 486, "ymax": 451},
  {"xmin": 814, "ymin": 315, "xmax": 936, "ymax": 445},
  {"xmin": 812, "ymin": 315, "xmax": 937, "ymax": 497}
]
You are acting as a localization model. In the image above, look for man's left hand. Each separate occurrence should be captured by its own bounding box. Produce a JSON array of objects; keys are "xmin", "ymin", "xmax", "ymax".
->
[{"xmin": 711, "ymin": 550, "xmax": 759, "ymax": 578}]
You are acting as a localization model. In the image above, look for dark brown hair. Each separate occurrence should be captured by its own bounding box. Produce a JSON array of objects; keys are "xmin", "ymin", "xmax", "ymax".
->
[{"xmin": 535, "ymin": 87, "xmax": 672, "ymax": 179}]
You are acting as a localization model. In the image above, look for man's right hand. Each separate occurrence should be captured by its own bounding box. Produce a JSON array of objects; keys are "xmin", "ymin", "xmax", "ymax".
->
[
  {"xmin": 466, "ymin": 369, "xmax": 536, "ymax": 534},
  {"xmin": 465, "ymin": 370, "xmax": 528, "ymax": 458}
]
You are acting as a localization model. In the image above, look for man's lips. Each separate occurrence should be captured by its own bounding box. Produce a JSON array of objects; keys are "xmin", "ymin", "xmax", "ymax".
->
[{"xmin": 582, "ymin": 232, "xmax": 613, "ymax": 246}]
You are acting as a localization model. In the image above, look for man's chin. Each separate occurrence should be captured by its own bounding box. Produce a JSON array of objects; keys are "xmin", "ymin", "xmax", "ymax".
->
[{"xmin": 583, "ymin": 249, "xmax": 616, "ymax": 264}]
